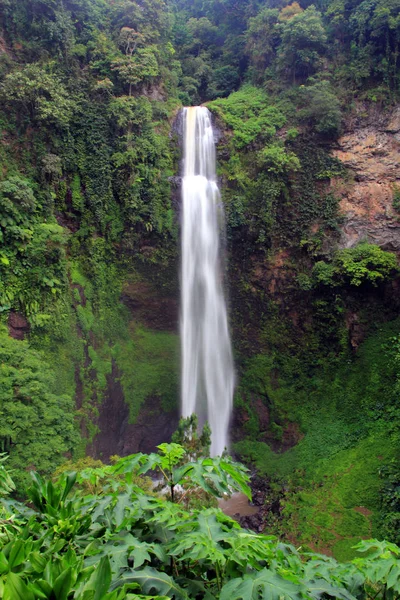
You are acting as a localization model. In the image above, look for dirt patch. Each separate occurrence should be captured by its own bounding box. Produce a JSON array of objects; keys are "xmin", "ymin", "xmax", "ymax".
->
[{"xmin": 354, "ymin": 506, "xmax": 372, "ymax": 517}]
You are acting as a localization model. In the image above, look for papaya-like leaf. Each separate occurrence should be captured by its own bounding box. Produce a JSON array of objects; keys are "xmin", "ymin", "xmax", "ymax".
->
[
  {"xmin": 219, "ymin": 460, "xmax": 251, "ymax": 500},
  {"xmin": 112, "ymin": 567, "xmax": 189, "ymax": 599},
  {"xmin": 220, "ymin": 569, "xmax": 306, "ymax": 600},
  {"xmin": 305, "ymin": 578, "xmax": 357, "ymax": 600},
  {"xmin": 111, "ymin": 454, "xmax": 146, "ymax": 475}
]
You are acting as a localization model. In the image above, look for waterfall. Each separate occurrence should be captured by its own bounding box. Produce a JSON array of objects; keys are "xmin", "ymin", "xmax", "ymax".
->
[{"xmin": 180, "ymin": 106, "xmax": 235, "ymax": 457}]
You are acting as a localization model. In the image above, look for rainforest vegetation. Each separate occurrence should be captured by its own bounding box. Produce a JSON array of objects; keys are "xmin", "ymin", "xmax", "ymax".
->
[{"xmin": 0, "ymin": 0, "xmax": 400, "ymax": 595}]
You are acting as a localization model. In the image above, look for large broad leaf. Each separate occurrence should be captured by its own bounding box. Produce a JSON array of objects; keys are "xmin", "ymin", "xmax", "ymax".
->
[
  {"xmin": 305, "ymin": 578, "xmax": 358, "ymax": 600},
  {"xmin": 353, "ymin": 539, "xmax": 400, "ymax": 558},
  {"xmin": 86, "ymin": 533, "xmax": 164, "ymax": 574},
  {"xmin": 169, "ymin": 508, "xmax": 244, "ymax": 568},
  {"xmin": 218, "ymin": 460, "xmax": 251, "ymax": 500},
  {"xmin": 52, "ymin": 567, "xmax": 73, "ymax": 600},
  {"xmin": 220, "ymin": 569, "xmax": 306, "ymax": 600},
  {"xmin": 174, "ymin": 458, "xmax": 250, "ymax": 499},
  {"xmin": 112, "ymin": 567, "xmax": 189, "ymax": 599},
  {"xmin": 3, "ymin": 572, "xmax": 35, "ymax": 600},
  {"xmin": 168, "ymin": 531, "xmax": 226, "ymax": 564},
  {"xmin": 7, "ymin": 539, "xmax": 26, "ymax": 570},
  {"xmin": 225, "ymin": 532, "xmax": 276, "ymax": 571},
  {"xmin": 111, "ymin": 454, "xmax": 146, "ymax": 475},
  {"xmin": 81, "ymin": 556, "xmax": 112, "ymax": 600}
]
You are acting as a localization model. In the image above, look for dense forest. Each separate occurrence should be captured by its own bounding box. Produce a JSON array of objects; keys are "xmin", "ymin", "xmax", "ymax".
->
[{"xmin": 0, "ymin": 0, "xmax": 400, "ymax": 596}]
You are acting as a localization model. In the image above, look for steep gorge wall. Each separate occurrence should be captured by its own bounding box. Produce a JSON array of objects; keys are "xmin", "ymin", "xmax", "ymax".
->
[{"xmin": 333, "ymin": 105, "xmax": 400, "ymax": 251}]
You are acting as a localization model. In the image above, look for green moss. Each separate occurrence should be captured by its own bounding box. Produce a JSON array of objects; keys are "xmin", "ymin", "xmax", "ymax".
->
[
  {"xmin": 113, "ymin": 325, "xmax": 179, "ymax": 422},
  {"xmin": 88, "ymin": 345, "xmax": 112, "ymax": 390},
  {"xmin": 314, "ymin": 512, "xmax": 335, "ymax": 528},
  {"xmin": 332, "ymin": 539, "xmax": 361, "ymax": 563},
  {"xmin": 335, "ymin": 510, "xmax": 370, "ymax": 537}
]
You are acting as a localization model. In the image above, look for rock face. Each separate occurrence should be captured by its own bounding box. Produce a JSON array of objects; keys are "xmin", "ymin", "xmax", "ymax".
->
[
  {"xmin": 332, "ymin": 105, "xmax": 400, "ymax": 251},
  {"xmin": 89, "ymin": 361, "xmax": 179, "ymax": 460},
  {"xmin": 121, "ymin": 280, "xmax": 178, "ymax": 332},
  {"xmin": 8, "ymin": 311, "xmax": 30, "ymax": 340}
]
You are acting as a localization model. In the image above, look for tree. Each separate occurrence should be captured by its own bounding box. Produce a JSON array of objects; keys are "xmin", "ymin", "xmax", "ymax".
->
[
  {"xmin": 349, "ymin": 0, "xmax": 400, "ymax": 89},
  {"xmin": 297, "ymin": 80, "xmax": 342, "ymax": 137},
  {"xmin": 0, "ymin": 64, "xmax": 74, "ymax": 127},
  {"xmin": 245, "ymin": 8, "xmax": 280, "ymax": 81},
  {"xmin": 0, "ymin": 176, "xmax": 36, "ymax": 247},
  {"xmin": 277, "ymin": 6, "xmax": 327, "ymax": 82},
  {"xmin": 111, "ymin": 46, "xmax": 159, "ymax": 95}
]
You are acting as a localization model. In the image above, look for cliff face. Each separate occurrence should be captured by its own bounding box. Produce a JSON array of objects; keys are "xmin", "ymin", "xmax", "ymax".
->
[{"xmin": 332, "ymin": 105, "xmax": 400, "ymax": 251}]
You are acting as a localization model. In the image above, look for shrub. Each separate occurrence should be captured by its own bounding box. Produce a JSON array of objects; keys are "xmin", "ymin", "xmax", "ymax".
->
[{"xmin": 313, "ymin": 243, "xmax": 398, "ymax": 287}]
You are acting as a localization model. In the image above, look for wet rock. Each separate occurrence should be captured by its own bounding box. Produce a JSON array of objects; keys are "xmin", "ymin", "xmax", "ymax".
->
[
  {"xmin": 279, "ymin": 423, "xmax": 304, "ymax": 452},
  {"xmin": 88, "ymin": 361, "xmax": 179, "ymax": 460},
  {"xmin": 121, "ymin": 280, "xmax": 178, "ymax": 332},
  {"xmin": 252, "ymin": 397, "xmax": 270, "ymax": 431},
  {"xmin": 239, "ymin": 512, "xmax": 264, "ymax": 531},
  {"xmin": 8, "ymin": 311, "xmax": 29, "ymax": 340},
  {"xmin": 345, "ymin": 311, "xmax": 367, "ymax": 350}
]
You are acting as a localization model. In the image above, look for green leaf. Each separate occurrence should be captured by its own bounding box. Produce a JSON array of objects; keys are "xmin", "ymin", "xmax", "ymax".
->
[
  {"xmin": 8, "ymin": 540, "xmax": 25, "ymax": 570},
  {"xmin": 61, "ymin": 472, "xmax": 77, "ymax": 502},
  {"xmin": 225, "ymin": 532, "xmax": 276, "ymax": 570},
  {"xmin": 3, "ymin": 572, "xmax": 35, "ymax": 600},
  {"xmin": 219, "ymin": 460, "xmax": 251, "ymax": 500},
  {"xmin": 305, "ymin": 579, "xmax": 357, "ymax": 600},
  {"xmin": 28, "ymin": 582, "xmax": 49, "ymax": 599},
  {"xmin": 220, "ymin": 569, "xmax": 306, "ymax": 600},
  {"xmin": 113, "ymin": 567, "xmax": 189, "ymax": 599},
  {"xmin": 156, "ymin": 443, "xmax": 185, "ymax": 469},
  {"xmin": 34, "ymin": 579, "xmax": 53, "ymax": 596},
  {"xmin": 29, "ymin": 551, "xmax": 47, "ymax": 573},
  {"xmin": 53, "ymin": 567, "xmax": 73, "ymax": 600},
  {"xmin": 90, "ymin": 556, "xmax": 112, "ymax": 600},
  {"xmin": 0, "ymin": 552, "xmax": 9, "ymax": 574}
]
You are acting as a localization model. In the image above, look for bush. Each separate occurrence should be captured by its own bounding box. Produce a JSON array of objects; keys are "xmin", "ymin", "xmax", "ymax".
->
[{"xmin": 313, "ymin": 243, "xmax": 398, "ymax": 287}]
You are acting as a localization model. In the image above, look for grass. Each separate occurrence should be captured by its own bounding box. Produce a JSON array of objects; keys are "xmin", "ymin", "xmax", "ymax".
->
[{"xmin": 234, "ymin": 318, "xmax": 400, "ymax": 560}]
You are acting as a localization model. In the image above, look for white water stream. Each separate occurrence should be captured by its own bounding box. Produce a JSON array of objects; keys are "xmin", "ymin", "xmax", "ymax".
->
[{"xmin": 181, "ymin": 106, "xmax": 235, "ymax": 456}]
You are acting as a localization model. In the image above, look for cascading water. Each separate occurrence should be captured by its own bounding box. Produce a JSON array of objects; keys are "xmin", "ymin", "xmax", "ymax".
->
[{"xmin": 181, "ymin": 106, "xmax": 235, "ymax": 457}]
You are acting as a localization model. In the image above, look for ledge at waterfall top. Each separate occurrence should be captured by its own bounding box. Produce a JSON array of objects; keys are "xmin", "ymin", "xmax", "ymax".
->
[{"xmin": 180, "ymin": 107, "xmax": 235, "ymax": 456}]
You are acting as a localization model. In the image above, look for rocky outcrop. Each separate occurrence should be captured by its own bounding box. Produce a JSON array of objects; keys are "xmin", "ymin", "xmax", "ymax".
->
[
  {"xmin": 121, "ymin": 280, "xmax": 178, "ymax": 331},
  {"xmin": 89, "ymin": 361, "xmax": 179, "ymax": 460},
  {"xmin": 8, "ymin": 311, "xmax": 29, "ymax": 340},
  {"xmin": 332, "ymin": 105, "xmax": 400, "ymax": 251}
]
